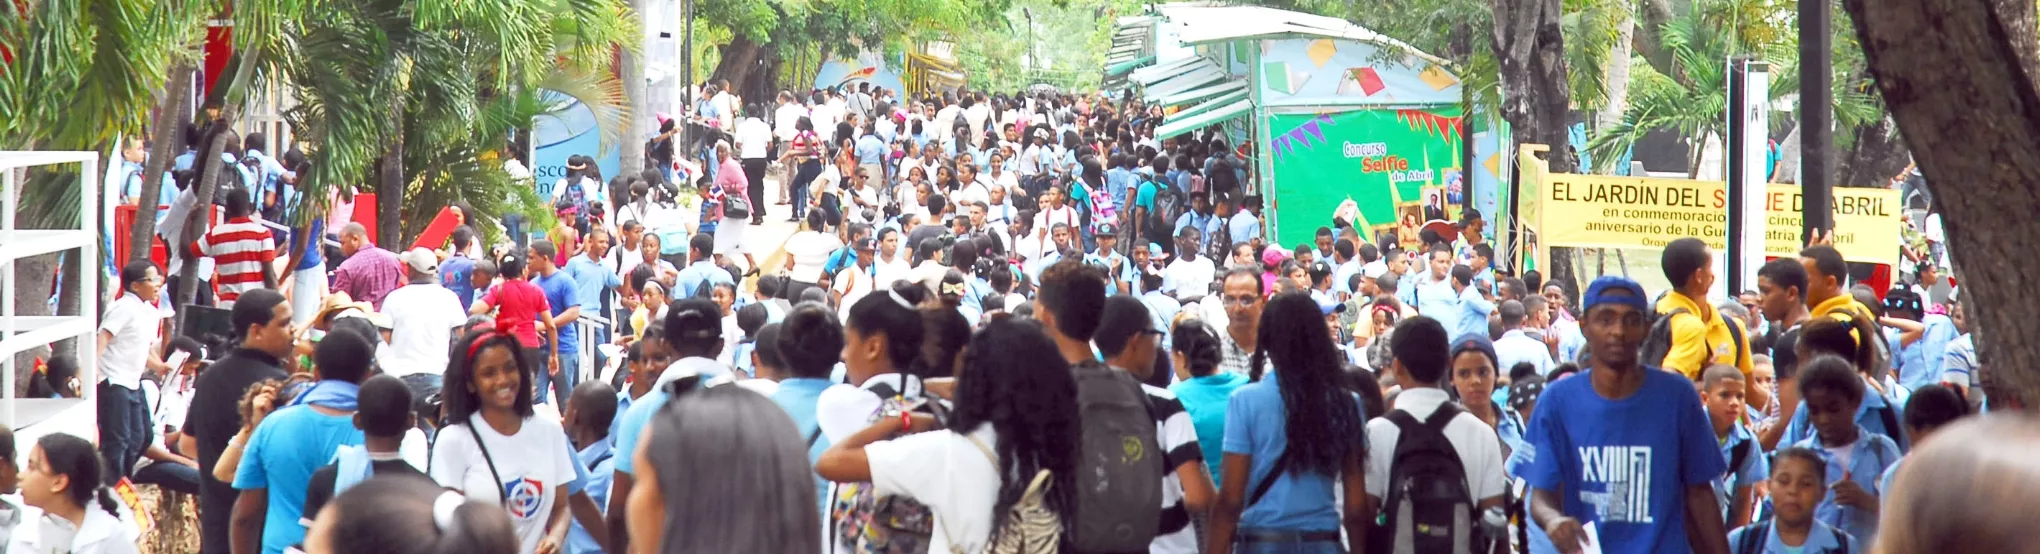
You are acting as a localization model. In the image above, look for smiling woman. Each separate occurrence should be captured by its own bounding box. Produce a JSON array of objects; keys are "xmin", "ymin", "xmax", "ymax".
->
[{"xmin": 430, "ymin": 329, "xmax": 607, "ymax": 554}]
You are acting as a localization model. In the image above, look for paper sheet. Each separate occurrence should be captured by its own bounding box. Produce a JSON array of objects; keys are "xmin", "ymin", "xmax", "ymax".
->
[
  {"xmin": 1580, "ymin": 521, "xmax": 1603, "ymax": 554},
  {"xmin": 165, "ymin": 351, "xmax": 190, "ymax": 371}
]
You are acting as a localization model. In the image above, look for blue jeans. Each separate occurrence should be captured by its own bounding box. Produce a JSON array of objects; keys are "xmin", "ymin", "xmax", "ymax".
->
[
  {"xmin": 97, "ymin": 382, "xmax": 149, "ymax": 485},
  {"xmin": 791, "ymin": 160, "xmax": 822, "ymax": 220},
  {"xmin": 1236, "ymin": 538, "xmax": 1345, "ymax": 554},
  {"xmin": 133, "ymin": 460, "xmax": 201, "ymax": 495},
  {"xmin": 533, "ymin": 347, "xmax": 579, "ymax": 406},
  {"xmin": 503, "ymin": 213, "xmax": 528, "ymax": 246}
]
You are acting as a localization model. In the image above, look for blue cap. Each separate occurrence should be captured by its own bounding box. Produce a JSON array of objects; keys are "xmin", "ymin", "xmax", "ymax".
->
[
  {"xmin": 1582, "ymin": 276, "xmax": 1649, "ymax": 314},
  {"xmin": 1450, "ymin": 333, "xmax": 1498, "ymax": 369}
]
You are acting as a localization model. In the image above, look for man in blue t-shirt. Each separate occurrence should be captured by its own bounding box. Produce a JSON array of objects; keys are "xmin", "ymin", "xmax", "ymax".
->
[
  {"xmin": 232, "ymin": 327, "xmax": 374, "ymax": 554},
  {"xmin": 441, "ymin": 225, "xmax": 479, "ymax": 312},
  {"xmin": 531, "ymin": 239, "xmax": 583, "ymax": 406},
  {"xmin": 1526, "ymin": 276, "xmax": 1731, "ymax": 554}
]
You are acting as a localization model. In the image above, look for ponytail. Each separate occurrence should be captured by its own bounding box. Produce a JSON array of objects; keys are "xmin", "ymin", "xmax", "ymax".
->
[{"xmin": 92, "ymin": 486, "xmax": 121, "ymax": 516}]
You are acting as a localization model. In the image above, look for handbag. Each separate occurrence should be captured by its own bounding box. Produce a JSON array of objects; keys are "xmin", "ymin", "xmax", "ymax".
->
[{"xmin": 723, "ymin": 194, "xmax": 752, "ymax": 221}]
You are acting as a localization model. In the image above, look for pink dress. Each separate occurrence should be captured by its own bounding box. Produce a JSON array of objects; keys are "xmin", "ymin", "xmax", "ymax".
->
[{"xmin": 715, "ymin": 158, "xmax": 748, "ymax": 220}]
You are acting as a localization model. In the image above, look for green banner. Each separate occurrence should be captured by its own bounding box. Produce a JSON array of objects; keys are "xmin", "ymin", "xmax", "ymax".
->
[{"xmin": 1268, "ymin": 106, "xmax": 1465, "ymax": 252}]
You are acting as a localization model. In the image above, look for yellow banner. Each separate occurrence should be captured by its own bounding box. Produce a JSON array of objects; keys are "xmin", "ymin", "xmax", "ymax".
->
[
  {"xmin": 1763, "ymin": 185, "xmax": 1902, "ymax": 265},
  {"xmin": 1539, "ymin": 174, "xmax": 1730, "ymax": 250}
]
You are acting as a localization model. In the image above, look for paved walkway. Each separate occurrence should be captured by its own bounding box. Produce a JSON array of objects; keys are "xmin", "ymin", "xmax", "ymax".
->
[{"xmin": 733, "ymin": 167, "xmax": 799, "ymax": 290}]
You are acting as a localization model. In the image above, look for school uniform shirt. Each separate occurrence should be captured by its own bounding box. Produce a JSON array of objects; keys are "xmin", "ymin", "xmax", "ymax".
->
[
  {"xmin": 866, "ymin": 423, "xmax": 1002, "ymax": 553},
  {"xmin": 566, "ymin": 439, "xmax": 616, "ymax": 554},
  {"xmin": 1655, "ymin": 292, "xmax": 1755, "ymax": 379},
  {"xmin": 815, "ymin": 373, "xmax": 927, "ymax": 444},
  {"xmin": 1713, "ymin": 423, "xmax": 1769, "ymax": 524},
  {"xmin": 8, "ymin": 505, "xmax": 138, "ymax": 554},
  {"xmin": 674, "ymin": 260, "xmax": 735, "ymax": 299},
  {"xmin": 300, "ymin": 456, "xmax": 427, "ymax": 528},
  {"xmin": 233, "ymin": 405, "xmax": 367, "ymax": 554},
  {"xmin": 1122, "ymin": 382, "xmax": 1206, "ymax": 553},
  {"xmin": 1408, "ymin": 271, "xmax": 1459, "ymax": 330},
  {"xmin": 430, "ymin": 414, "xmax": 582, "ymax": 554},
  {"xmin": 1454, "ymin": 285, "xmax": 1496, "ymax": 341},
  {"xmin": 1780, "ymin": 380, "xmax": 1907, "ymax": 453},
  {"xmin": 1364, "ymin": 387, "xmax": 1509, "ymax": 512},
  {"xmin": 1222, "ymin": 371, "xmax": 1368, "ymax": 532},
  {"xmin": 98, "ymin": 293, "xmax": 173, "ymax": 390},
  {"xmin": 1940, "ymin": 334, "xmax": 1976, "ymax": 388},
  {"xmin": 1494, "ymin": 329, "xmax": 1555, "ymax": 377},
  {"xmin": 1794, "ymin": 425, "xmax": 1901, "ymax": 545},
  {"xmin": 1085, "ymin": 250, "xmax": 1136, "ymax": 296},
  {"xmin": 1725, "ymin": 519, "xmax": 1855, "ymax": 554},
  {"xmin": 1227, "ymin": 211, "xmax": 1260, "ymax": 245},
  {"xmin": 1895, "ymin": 313, "xmax": 1959, "ymax": 391},
  {"xmin": 1524, "ymin": 368, "xmax": 1725, "ymax": 554}
]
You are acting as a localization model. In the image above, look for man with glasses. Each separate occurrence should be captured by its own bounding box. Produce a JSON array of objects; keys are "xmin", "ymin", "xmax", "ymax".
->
[{"xmin": 1215, "ymin": 267, "xmax": 1264, "ymax": 376}]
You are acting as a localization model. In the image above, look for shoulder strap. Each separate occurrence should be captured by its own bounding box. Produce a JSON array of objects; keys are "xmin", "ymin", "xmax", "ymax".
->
[
  {"xmin": 1832, "ymin": 525, "xmax": 1852, "ymax": 554},
  {"xmin": 807, "ymin": 424, "xmax": 825, "ymax": 447},
  {"xmin": 1729, "ymin": 439, "xmax": 1752, "ymax": 479},
  {"xmin": 1727, "ymin": 316, "xmax": 1749, "ymax": 367},
  {"xmin": 1736, "ymin": 520, "xmax": 1770, "ymax": 554},
  {"xmin": 464, "ymin": 422, "xmax": 509, "ymax": 508},
  {"xmin": 1876, "ymin": 404, "xmax": 1905, "ymax": 451},
  {"xmin": 1247, "ymin": 449, "xmax": 1291, "ymax": 508}
]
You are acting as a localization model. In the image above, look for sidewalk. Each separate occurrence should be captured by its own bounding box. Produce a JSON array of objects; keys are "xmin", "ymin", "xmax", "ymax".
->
[{"xmin": 735, "ymin": 168, "xmax": 799, "ymax": 291}]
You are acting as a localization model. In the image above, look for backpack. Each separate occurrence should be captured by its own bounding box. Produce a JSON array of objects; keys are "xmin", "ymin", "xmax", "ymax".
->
[
  {"xmin": 1068, "ymin": 362, "xmax": 1162, "ymax": 552},
  {"xmin": 951, "ymin": 436, "xmax": 1061, "ymax": 554},
  {"xmin": 1641, "ymin": 308, "xmax": 1748, "ymax": 372},
  {"xmin": 1734, "ymin": 520, "xmax": 1852, "ymax": 554},
  {"xmin": 831, "ymin": 380, "xmax": 939, "ymax": 554},
  {"xmin": 1145, "ymin": 182, "xmax": 1180, "ymax": 246},
  {"xmin": 1375, "ymin": 402, "xmax": 1483, "ymax": 554}
]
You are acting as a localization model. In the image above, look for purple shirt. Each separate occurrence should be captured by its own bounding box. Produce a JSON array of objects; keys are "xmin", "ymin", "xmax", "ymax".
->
[{"xmin": 333, "ymin": 245, "xmax": 405, "ymax": 309}]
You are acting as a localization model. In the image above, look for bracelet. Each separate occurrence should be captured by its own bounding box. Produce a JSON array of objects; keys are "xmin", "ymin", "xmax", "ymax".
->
[{"xmin": 898, "ymin": 410, "xmax": 912, "ymax": 432}]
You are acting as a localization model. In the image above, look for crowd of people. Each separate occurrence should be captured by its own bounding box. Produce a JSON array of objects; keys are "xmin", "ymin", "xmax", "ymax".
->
[{"xmin": 39, "ymin": 80, "xmax": 2011, "ymax": 554}]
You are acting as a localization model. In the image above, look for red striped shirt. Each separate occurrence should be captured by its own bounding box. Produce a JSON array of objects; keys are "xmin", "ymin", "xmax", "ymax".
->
[{"xmin": 195, "ymin": 217, "xmax": 277, "ymax": 306}]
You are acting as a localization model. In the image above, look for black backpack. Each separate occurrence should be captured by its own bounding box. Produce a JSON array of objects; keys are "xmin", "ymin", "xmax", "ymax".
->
[
  {"xmin": 1069, "ymin": 361, "xmax": 1163, "ymax": 552},
  {"xmin": 1146, "ymin": 181, "xmax": 1180, "ymax": 246},
  {"xmin": 1375, "ymin": 403, "xmax": 1482, "ymax": 554},
  {"xmin": 1734, "ymin": 520, "xmax": 1852, "ymax": 554}
]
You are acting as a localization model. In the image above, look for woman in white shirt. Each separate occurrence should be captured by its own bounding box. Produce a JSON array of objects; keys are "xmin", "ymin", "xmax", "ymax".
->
[
  {"xmin": 430, "ymin": 331, "xmax": 603, "ymax": 554},
  {"xmin": 14, "ymin": 434, "xmax": 140, "ymax": 554},
  {"xmin": 780, "ymin": 211, "xmax": 845, "ymax": 307},
  {"xmin": 815, "ymin": 317, "xmax": 1080, "ymax": 553},
  {"xmin": 624, "ymin": 379, "xmax": 820, "ymax": 553}
]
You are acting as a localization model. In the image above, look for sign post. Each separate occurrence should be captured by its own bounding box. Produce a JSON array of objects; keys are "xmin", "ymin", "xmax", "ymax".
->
[{"xmin": 1725, "ymin": 57, "xmax": 1769, "ymax": 296}]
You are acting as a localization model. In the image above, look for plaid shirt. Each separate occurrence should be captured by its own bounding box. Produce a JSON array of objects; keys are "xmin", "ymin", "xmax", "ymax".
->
[
  {"xmin": 333, "ymin": 245, "xmax": 405, "ymax": 309},
  {"xmin": 1220, "ymin": 328, "xmax": 1255, "ymax": 376}
]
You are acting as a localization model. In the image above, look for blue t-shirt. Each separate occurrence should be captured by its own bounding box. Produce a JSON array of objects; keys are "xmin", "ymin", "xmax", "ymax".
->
[
  {"xmin": 441, "ymin": 254, "xmax": 478, "ymax": 312},
  {"xmin": 233, "ymin": 405, "xmax": 366, "ymax": 554},
  {"xmin": 675, "ymin": 261, "xmax": 734, "ymax": 299},
  {"xmin": 770, "ymin": 377, "xmax": 835, "ymax": 513},
  {"xmin": 565, "ymin": 255, "xmax": 622, "ymax": 316},
  {"xmin": 1171, "ymin": 372, "xmax": 1249, "ymax": 486},
  {"xmin": 537, "ymin": 270, "xmax": 583, "ymax": 354},
  {"xmin": 1524, "ymin": 368, "xmax": 1724, "ymax": 554},
  {"xmin": 295, "ymin": 219, "xmax": 325, "ymax": 272},
  {"xmin": 1220, "ymin": 371, "xmax": 1366, "ymax": 531}
]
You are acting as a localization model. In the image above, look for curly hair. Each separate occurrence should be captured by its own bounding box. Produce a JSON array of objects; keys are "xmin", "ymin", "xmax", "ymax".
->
[
  {"xmin": 1169, "ymin": 318, "xmax": 1223, "ymax": 378},
  {"xmin": 947, "ymin": 318, "xmax": 1080, "ymax": 544},
  {"xmin": 1249, "ymin": 292, "xmax": 1367, "ymax": 476}
]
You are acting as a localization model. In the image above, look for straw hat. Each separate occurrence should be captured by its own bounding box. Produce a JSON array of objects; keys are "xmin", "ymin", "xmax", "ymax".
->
[{"xmin": 310, "ymin": 292, "xmax": 374, "ymax": 328}]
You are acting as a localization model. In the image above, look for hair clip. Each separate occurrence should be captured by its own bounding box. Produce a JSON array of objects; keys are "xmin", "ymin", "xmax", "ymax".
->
[{"xmin": 888, "ymin": 287, "xmax": 916, "ymax": 309}]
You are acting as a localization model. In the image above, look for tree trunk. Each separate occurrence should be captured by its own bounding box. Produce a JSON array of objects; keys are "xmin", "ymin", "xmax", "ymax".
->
[
  {"xmin": 1842, "ymin": 0, "xmax": 2040, "ymax": 410},
  {"xmin": 378, "ymin": 129, "xmax": 405, "ymax": 249},
  {"xmin": 1771, "ymin": 121, "xmax": 1802, "ymax": 183},
  {"xmin": 711, "ymin": 35, "xmax": 766, "ymax": 100},
  {"xmin": 1494, "ymin": 0, "xmax": 1578, "ymax": 174},
  {"xmin": 1594, "ymin": 7, "xmax": 1637, "ymax": 168},
  {"xmin": 619, "ymin": 0, "xmax": 650, "ymax": 179},
  {"xmin": 175, "ymin": 51, "xmax": 260, "ymax": 306},
  {"xmin": 1634, "ymin": 0, "xmax": 1678, "ymax": 78},
  {"xmin": 132, "ymin": 65, "xmax": 194, "ymax": 262},
  {"xmin": 1836, "ymin": 117, "xmax": 1912, "ymax": 188}
]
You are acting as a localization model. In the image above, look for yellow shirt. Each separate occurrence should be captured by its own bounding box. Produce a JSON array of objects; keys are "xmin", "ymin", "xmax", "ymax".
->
[{"xmin": 1654, "ymin": 291, "xmax": 1753, "ymax": 379}]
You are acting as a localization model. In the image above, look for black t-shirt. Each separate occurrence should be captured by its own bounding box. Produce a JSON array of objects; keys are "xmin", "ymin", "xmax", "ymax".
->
[
  {"xmin": 301, "ymin": 459, "xmax": 428, "ymax": 525},
  {"xmin": 184, "ymin": 348, "xmax": 288, "ymax": 554}
]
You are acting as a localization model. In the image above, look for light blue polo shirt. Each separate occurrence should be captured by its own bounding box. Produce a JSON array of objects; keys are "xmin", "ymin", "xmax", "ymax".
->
[
  {"xmin": 1221, "ymin": 371, "xmax": 1366, "ymax": 531},
  {"xmin": 1713, "ymin": 423, "xmax": 1768, "ymax": 522},
  {"xmin": 613, "ymin": 357, "xmax": 730, "ymax": 475},
  {"xmin": 1726, "ymin": 515, "xmax": 1855, "ymax": 553},
  {"xmin": 770, "ymin": 377, "xmax": 835, "ymax": 513},
  {"xmin": 1795, "ymin": 425, "xmax": 1901, "ymax": 545}
]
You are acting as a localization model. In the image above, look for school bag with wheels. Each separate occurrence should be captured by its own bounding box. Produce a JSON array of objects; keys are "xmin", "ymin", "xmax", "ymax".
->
[
  {"xmin": 831, "ymin": 379, "xmax": 940, "ymax": 554},
  {"xmin": 1374, "ymin": 402, "xmax": 1484, "ymax": 554},
  {"xmin": 1068, "ymin": 361, "xmax": 1163, "ymax": 552}
]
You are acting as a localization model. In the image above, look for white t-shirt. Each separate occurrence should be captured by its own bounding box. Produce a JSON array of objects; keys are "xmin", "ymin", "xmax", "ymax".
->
[
  {"xmin": 1162, "ymin": 257, "xmax": 1217, "ymax": 299},
  {"xmin": 735, "ymin": 118, "xmax": 772, "ymax": 159},
  {"xmin": 429, "ymin": 415, "xmax": 579, "ymax": 554},
  {"xmin": 872, "ymin": 255, "xmax": 913, "ymax": 291},
  {"xmin": 376, "ymin": 284, "xmax": 468, "ymax": 377},
  {"xmin": 816, "ymin": 373, "xmax": 927, "ymax": 443},
  {"xmin": 1363, "ymin": 388, "xmax": 1508, "ymax": 503},
  {"xmin": 784, "ymin": 231, "xmax": 844, "ymax": 284},
  {"xmin": 867, "ymin": 424, "xmax": 1001, "ymax": 554},
  {"xmin": 98, "ymin": 293, "xmax": 172, "ymax": 389},
  {"xmin": 774, "ymin": 103, "xmax": 809, "ymax": 140},
  {"xmin": 834, "ymin": 263, "xmax": 879, "ymax": 322}
]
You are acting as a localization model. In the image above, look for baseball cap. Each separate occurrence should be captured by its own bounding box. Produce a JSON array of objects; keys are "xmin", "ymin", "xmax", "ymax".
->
[
  {"xmin": 1145, "ymin": 242, "xmax": 1169, "ymax": 262},
  {"xmin": 1097, "ymin": 222, "xmax": 1120, "ymax": 236},
  {"xmin": 401, "ymin": 248, "xmax": 439, "ymax": 274},
  {"xmin": 1582, "ymin": 275, "xmax": 1649, "ymax": 314},
  {"xmin": 1260, "ymin": 246, "xmax": 1289, "ymax": 267},
  {"xmin": 1309, "ymin": 260, "xmax": 1334, "ymax": 280},
  {"xmin": 854, "ymin": 237, "xmax": 877, "ymax": 251},
  {"xmin": 1316, "ymin": 295, "xmax": 1346, "ymax": 316},
  {"xmin": 1449, "ymin": 333, "xmax": 1498, "ymax": 369}
]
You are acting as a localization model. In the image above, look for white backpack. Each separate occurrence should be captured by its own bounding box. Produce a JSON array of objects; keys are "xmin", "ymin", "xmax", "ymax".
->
[{"xmin": 951, "ymin": 436, "xmax": 1060, "ymax": 554}]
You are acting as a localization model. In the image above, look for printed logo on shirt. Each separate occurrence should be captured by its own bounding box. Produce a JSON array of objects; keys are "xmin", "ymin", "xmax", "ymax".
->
[
  {"xmin": 1578, "ymin": 446, "xmax": 1655, "ymax": 523},
  {"xmin": 504, "ymin": 477, "xmax": 545, "ymax": 519}
]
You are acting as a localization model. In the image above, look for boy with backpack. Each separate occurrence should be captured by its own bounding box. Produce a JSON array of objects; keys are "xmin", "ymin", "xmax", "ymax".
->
[
  {"xmin": 1367, "ymin": 317, "xmax": 1508, "ymax": 553},
  {"xmin": 1035, "ymin": 262, "xmax": 1165, "ymax": 553},
  {"xmin": 1726, "ymin": 447, "xmax": 1856, "ymax": 554},
  {"xmin": 564, "ymin": 382, "xmax": 619, "ymax": 554},
  {"xmin": 1647, "ymin": 238, "xmax": 1753, "ymax": 382},
  {"xmin": 297, "ymin": 375, "xmax": 424, "ymax": 527},
  {"xmin": 1701, "ymin": 364, "xmax": 1767, "ymax": 530}
]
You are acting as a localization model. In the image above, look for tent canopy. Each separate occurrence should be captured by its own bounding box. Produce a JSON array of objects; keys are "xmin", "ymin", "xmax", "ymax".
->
[
  {"xmin": 1155, "ymin": 97, "xmax": 1252, "ymax": 141},
  {"xmin": 1156, "ymin": 4, "xmax": 1453, "ymax": 67}
]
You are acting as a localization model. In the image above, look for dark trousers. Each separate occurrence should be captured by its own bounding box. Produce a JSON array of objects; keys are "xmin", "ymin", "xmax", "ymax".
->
[
  {"xmin": 743, "ymin": 158, "xmax": 769, "ymax": 221},
  {"xmin": 133, "ymin": 460, "xmax": 201, "ymax": 495},
  {"xmin": 791, "ymin": 160, "xmax": 823, "ymax": 220},
  {"xmin": 164, "ymin": 274, "xmax": 215, "ymax": 314},
  {"xmin": 97, "ymin": 381, "xmax": 150, "ymax": 485}
]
